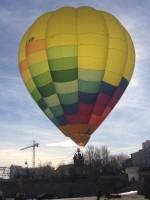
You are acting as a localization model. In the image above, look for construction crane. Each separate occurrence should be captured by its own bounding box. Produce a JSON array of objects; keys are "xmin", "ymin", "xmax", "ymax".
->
[{"xmin": 20, "ymin": 140, "xmax": 39, "ymax": 168}]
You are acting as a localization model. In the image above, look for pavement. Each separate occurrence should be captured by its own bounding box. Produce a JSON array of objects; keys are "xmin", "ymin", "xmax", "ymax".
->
[{"xmin": 58, "ymin": 194, "xmax": 146, "ymax": 200}]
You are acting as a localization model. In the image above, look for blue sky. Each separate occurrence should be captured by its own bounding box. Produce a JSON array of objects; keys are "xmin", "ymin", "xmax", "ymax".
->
[{"xmin": 0, "ymin": 0, "xmax": 150, "ymax": 167}]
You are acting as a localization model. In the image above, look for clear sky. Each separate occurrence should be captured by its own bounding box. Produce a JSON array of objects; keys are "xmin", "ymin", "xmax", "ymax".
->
[{"xmin": 0, "ymin": 0, "xmax": 150, "ymax": 168}]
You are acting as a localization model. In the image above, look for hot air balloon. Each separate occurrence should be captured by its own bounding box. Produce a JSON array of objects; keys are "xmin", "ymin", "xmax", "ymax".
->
[{"xmin": 18, "ymin": 6, "xmax": 135, "ymax": 146}]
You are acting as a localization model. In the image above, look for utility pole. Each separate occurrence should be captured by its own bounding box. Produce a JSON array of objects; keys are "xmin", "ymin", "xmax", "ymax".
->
[{"xmin": 20, "ymin": 140, "xmax": 39, "ymax": 168}]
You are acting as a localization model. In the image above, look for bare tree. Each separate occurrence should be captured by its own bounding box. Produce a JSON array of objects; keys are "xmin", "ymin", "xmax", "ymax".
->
[
  {"xmin": 84, "ymin": 145, "xmax": 110, "ymax": 165},
  {"xmin": 84, "ymin": 145, "xmax": 128, "ymax": 175},
  {"xmin": 101, "ymin": 145, "xmax": 110, "ymax": 165}
]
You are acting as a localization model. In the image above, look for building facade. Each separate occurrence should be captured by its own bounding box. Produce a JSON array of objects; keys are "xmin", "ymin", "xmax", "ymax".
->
[
  {"xmin": 131, "ymin": 140, "xmax": 150, "ymax": 168},
  {"xmin": 125, "ymin": 140, "xmax": 150, "ymax": 182}
]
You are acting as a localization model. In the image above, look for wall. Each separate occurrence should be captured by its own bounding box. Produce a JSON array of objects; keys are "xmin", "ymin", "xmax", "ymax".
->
[
  {"xmin": 0, "ymin": 175, "xmax": 128, "ymax": 198},
  {"xmin": 125, "ymin": 167, "xmax": 139, "ymax": 182}
]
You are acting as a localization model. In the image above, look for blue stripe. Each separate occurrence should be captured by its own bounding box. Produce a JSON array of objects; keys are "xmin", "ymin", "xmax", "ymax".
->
[
  {"xmin": 79, "ymin": 91, "xmax": 97, "ymax": 104},
  {"xmin": 99, "ymin": 81, "xmax": 116, "ymax": 96},
  {"xmin": 56, "ymin": 115, "xmax": 67, "ymax": 125},
  {"xmin": 119, "ymin": 78, "xmax": 129, "ymax": 91},
  {"xmin": 63, "ymin": 103, "xmax": 78, "ymax": 114}
]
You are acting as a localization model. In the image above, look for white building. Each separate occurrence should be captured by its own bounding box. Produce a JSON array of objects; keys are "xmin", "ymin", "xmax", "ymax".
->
[
  {"xmin": 125, "ymin": 167, "xmax": 139, "ymax": 182},
  {"xmin": 125, "ymin": 140, "xmax": 150, "ymax": 182},
  {"xmin": 131, "ymin": 140, "xmax": 150, "ymax": 168}
]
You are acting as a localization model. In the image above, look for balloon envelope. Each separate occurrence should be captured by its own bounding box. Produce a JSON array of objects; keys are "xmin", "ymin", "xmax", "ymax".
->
[{"xmin": 18, "ymin": 7, "xmax": 135, "ymax": 146}]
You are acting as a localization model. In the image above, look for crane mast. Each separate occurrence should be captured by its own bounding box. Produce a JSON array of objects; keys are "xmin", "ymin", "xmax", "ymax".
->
[{"xmin": 20, "ymin": 140, "xmax": 39, "ymax": 168}]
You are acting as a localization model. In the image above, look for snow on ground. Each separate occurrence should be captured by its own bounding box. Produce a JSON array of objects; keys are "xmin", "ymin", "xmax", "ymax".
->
[{"xmin": 58, "ymin": 194, "xmax": 146, "ymax": 200}]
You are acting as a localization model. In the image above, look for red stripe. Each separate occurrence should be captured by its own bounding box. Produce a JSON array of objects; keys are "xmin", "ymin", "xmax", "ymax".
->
[
  {"xmin": 108, "ymin": 87, "xmax": 123, "ymax": 109},
  {"xmin": 93, "ymin": 93, "xmax": 111, "ymax": 115},
  {"xmin": 79, "ymin": 103, "xmax": 94, "ymax": 115},
  {"xmin": 89, "ymin": 114, "xmax": 104, "ymax": 128},
  {"xmin": 66, "ymin": 114, "xmax": 79, "ymax": 124}
]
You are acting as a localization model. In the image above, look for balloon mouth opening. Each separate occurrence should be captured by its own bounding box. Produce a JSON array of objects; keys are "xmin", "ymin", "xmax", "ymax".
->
[
  {"xmin": 78, "ymin": 142, "xmax": 85, "ymax": 147},
  {"xmin": 69, "ymin": 133, "xmax": 90, "ymax": 147},
  {"xmin": 59, "ymin": 124, "xmax": 93, "ymax": 146}
]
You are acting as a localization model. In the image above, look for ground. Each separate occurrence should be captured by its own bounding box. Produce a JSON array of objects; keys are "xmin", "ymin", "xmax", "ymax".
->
[{"xmin": 59, "ymin": 194, "xmax": 146, "ymax": 200}]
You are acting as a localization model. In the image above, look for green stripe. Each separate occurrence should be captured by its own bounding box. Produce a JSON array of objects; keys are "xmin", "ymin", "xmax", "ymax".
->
[
  {"xmin": 55, "ymin": 80, "xmax": 77, "ymax": 94},
  {"xmin": 51, "ymin": 118, "xmax": 60, "ymax": 126},
  {"xmin": 79, "ymin": 69, "xmax": 104, "ymax": 82},
  {"xmin": 44, "ymin": 94, "xmax": 60, "ymax": 107},
  {"xmin": 38, "ymin": 83, "xmax": 55, "ymax": 97},
  {"xmin": 79, "ymin": 79, "xmax": 100, "ymax": 93},
  {"xmin": 44, "ymin": 108, "xmax": 54, "ymax": 118},
  {"xmin": 33, "ymin": 72, "xmax": 52, "ymax": 87},
  {"xmin": 38, "ymin": 99, "xmax": 47, "ymax": 110},
  {"xmin": 44, "ymin": 109, "xmax": 60, "ymax": 126},
  {"xmin": 50, "ymin": 105, "xmax": 64, "ymax": 117},
  {"xmin": 47, "ymin": 45, "xmax": 77, "ymax": 59},
  {"xmin": 29, "ymin": 61, "xmax": 49, "ymax": 77},
  {"xmin": 52, "ymin": 68, "xmax": 77, "ymax": 82},
  {"xmin": 31, "ymin": 88, "xmax": 41, "ymax": 101},
  {"xmin": 26, "ymin": 79, "xmax": 36, "ymax": 92},
  {"xmin": 58, "ymin": 92, "xmax": 78, "ymax": 104},
  {"xmin": 48, "ymin": 56, "xmax": 77, "ymax": 71}
]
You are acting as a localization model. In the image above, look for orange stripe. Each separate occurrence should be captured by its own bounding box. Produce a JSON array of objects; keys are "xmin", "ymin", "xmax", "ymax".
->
[
  {"xmin": 22, "ymin": 69, "xmax": 31, "ymax": 82},
  {"xmin": 59, "ymin": 124, "xmax": 89, "ymax": 136},
  {"xmin": 26, "ymin": 39, "xmax": 45, "ymax": 54},
  {"xmin": 59, "ymin": 124, "xmax": 92, "ymax": 146},
  {"xmin": 19, "ymin": 60, "xmax": 27, "ymax": 73},
  {"xmin": 89, "ymin": 114, "xmax": 103, "ymax": 129}
]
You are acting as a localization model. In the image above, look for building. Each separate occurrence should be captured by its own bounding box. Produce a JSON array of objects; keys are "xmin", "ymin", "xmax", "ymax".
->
[
  {"xmin": 131, "ymin": 140, "xmax": 150, "ymax": 168},
  {"xmin": 56, "ymin": 164, "xmax": 73, "ymax": 177},
  {"xmin": 125, "ymin": 140, "xmax": 150, "ymax": 182},
  {"xmin": 125, "ymin": 166, "xmax": 139, "ymax": 182},
  {"xmin": 10, "ymin": 165, "xmax": 30, "ymax": 179}
]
